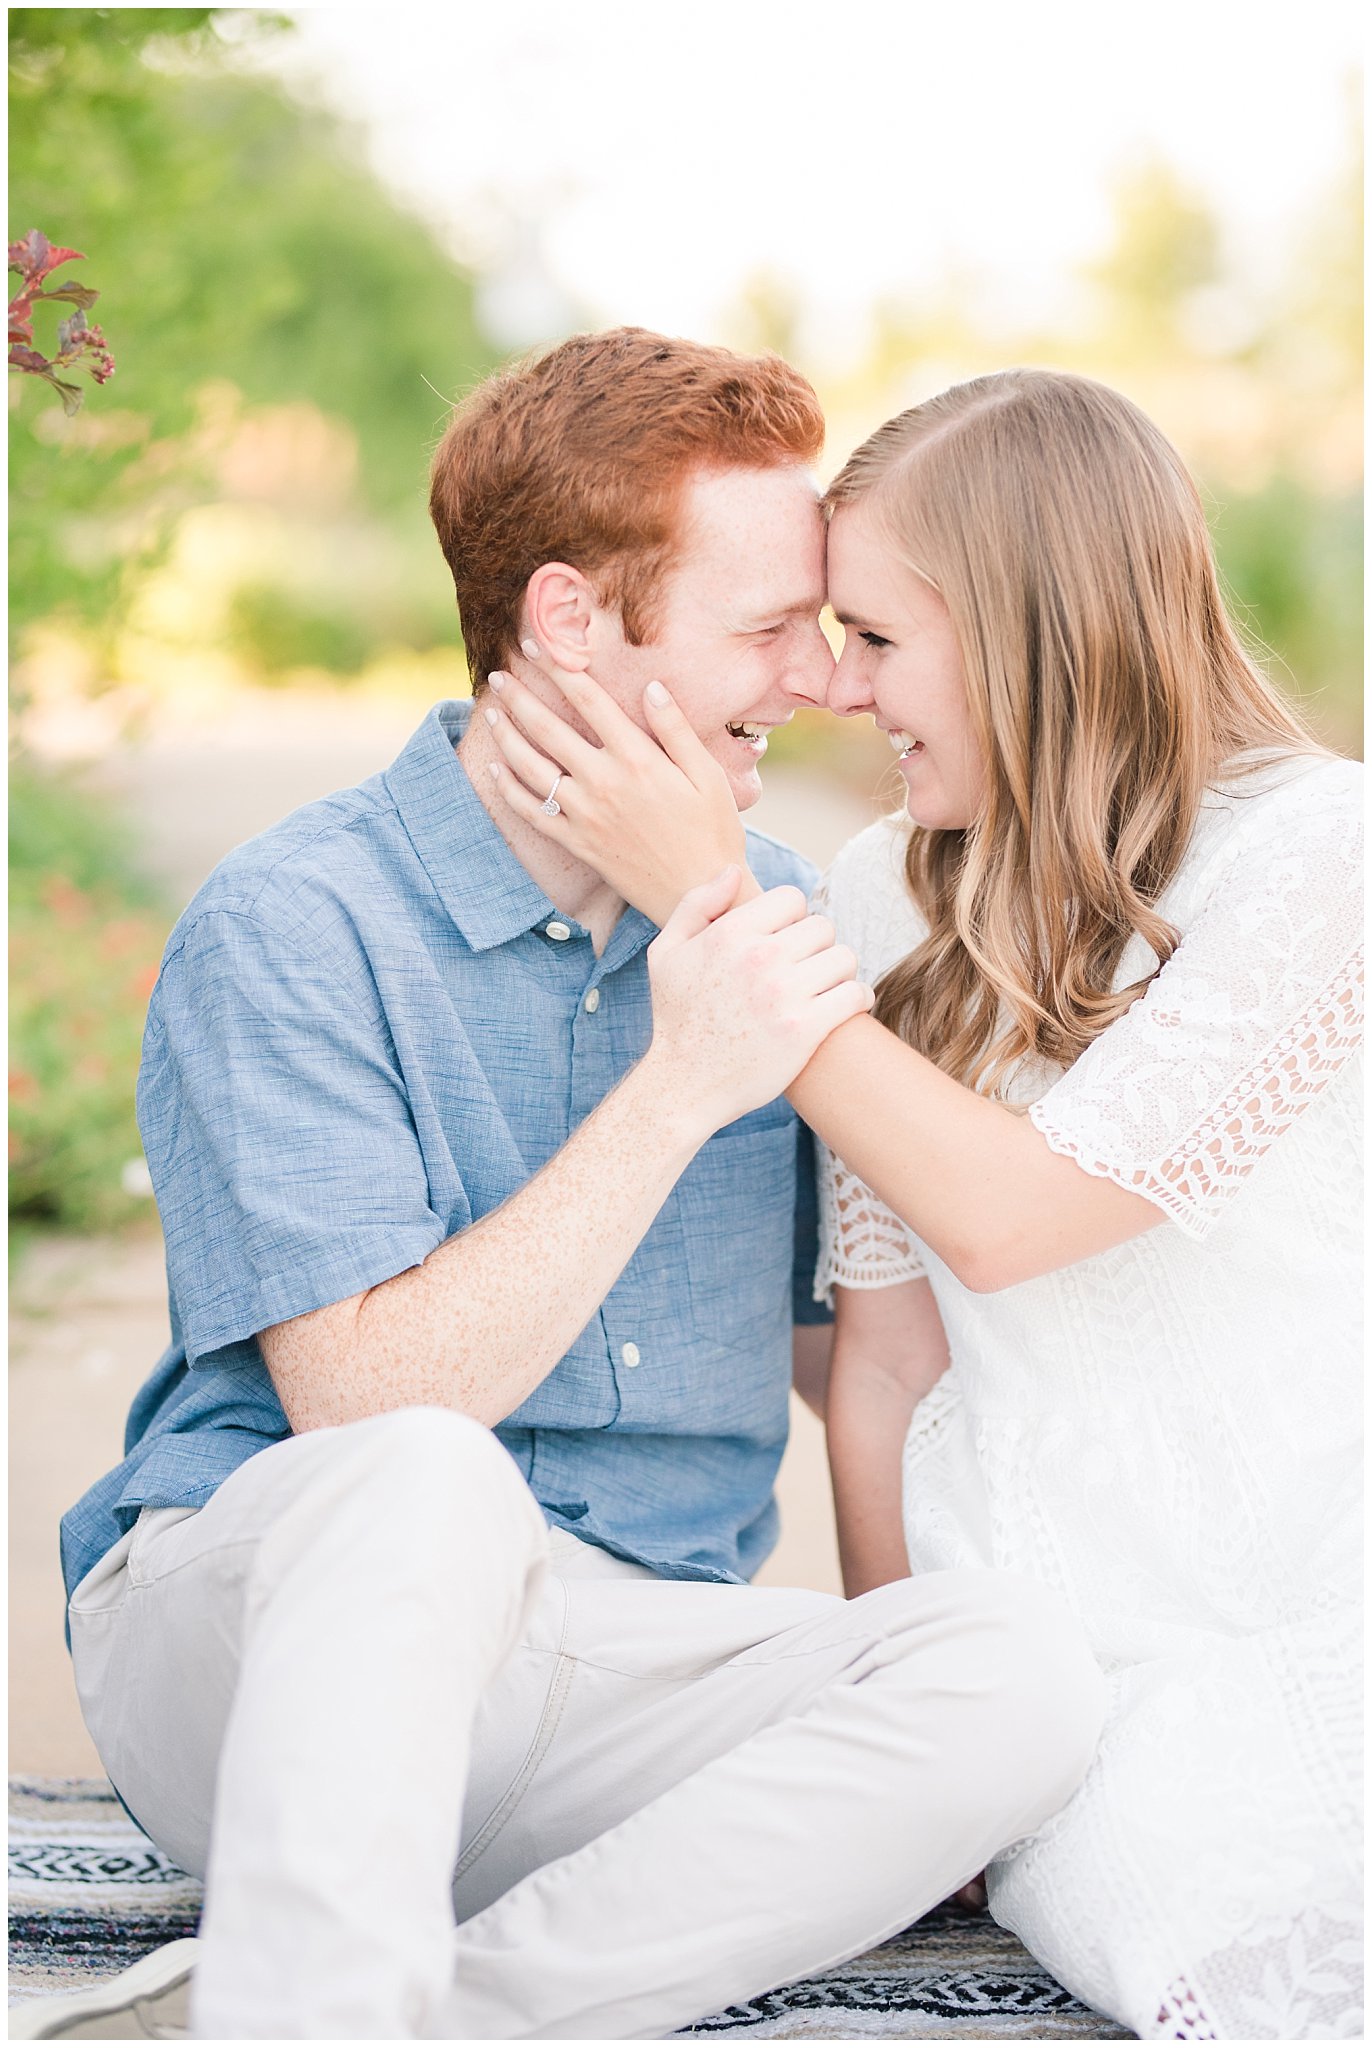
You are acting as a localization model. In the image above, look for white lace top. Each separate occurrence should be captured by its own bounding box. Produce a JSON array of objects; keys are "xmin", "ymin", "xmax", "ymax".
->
[{"xmin": 816, "ymin": 753, "xmax": 1363, "ymax": 2041}]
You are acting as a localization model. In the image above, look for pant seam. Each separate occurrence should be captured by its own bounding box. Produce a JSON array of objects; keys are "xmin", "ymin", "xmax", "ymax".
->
[
  {"xmin": 124, "ymin": 1534, "xmax": 260, "ymax": 1593},
  {"xmin": 558, "ymin": 1625, "xmax": 929, "ymax": 1682},
  {"xmin": 454, "ymin": 1586, "xmax": 574, "ymax": 1883}
]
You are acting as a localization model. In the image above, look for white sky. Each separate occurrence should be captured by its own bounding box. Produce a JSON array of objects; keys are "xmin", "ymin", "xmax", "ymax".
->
[{"xmin": 257, "ymin": 2, "xmax": 1363, "ymax": 360}]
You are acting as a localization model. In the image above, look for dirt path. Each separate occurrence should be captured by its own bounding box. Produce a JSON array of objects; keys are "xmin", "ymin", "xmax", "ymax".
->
[
  {"xmin": 11, "ymin": 691, "xmax": 879, "ymax": 1774},
  {"xmin": 10, "ymin": 1231, "xmax": 172, "ymax": 1776}
]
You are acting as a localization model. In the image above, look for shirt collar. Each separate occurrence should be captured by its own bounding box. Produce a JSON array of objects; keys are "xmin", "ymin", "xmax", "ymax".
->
[{"xmin": 384, "ymin": 701, "xmax": 563, "ymax": 953}]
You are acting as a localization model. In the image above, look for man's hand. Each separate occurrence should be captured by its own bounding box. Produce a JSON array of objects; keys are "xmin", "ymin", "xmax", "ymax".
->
[{"xmin": 643, "ymin": 870, "xmax": 874, "ymax": 1132}]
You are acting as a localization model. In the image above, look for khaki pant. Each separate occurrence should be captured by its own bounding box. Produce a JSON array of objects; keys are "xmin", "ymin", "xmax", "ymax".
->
[{"xmin": 68, "ymin": 1407, "xmax": 1105, "ymax": 2039}]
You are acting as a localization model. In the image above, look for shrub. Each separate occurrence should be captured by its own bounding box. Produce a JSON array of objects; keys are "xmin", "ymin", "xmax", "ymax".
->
[{"xmin": 9, "ymin": 760, "xmax": 170, "ymax": 1235}]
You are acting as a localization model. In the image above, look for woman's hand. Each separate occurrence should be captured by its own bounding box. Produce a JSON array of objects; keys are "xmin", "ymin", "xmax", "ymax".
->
[{"xmin": 483, "ymin": 644, "xmax": 750, "ymax": 926}]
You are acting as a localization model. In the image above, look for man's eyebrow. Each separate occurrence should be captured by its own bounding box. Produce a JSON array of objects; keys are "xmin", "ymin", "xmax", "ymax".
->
[{"xmin": 736, "ymin": 596, "xmax": 826, "ymax": 627}]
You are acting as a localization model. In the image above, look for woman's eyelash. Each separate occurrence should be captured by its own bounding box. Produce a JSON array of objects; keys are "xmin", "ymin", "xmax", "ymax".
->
[{"xmin": 859, "ymin": 630, "xmax": 891, "ymax": 649}]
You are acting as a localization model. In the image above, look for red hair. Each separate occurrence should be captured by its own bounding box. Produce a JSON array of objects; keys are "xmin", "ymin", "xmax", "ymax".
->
[{"xmin": 429, "ymin": 327, "xmax": 825, "ymax": 689}]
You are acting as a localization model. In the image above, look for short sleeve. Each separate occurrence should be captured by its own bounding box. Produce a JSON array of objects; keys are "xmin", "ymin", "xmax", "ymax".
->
[
  {"xmin": 138, "ymin": 909, "xmax": 448, "ymax": 1366},
  {"xmin": 1028, "ymin": 761, "xmax": 1364, "ymax": 1239},
  {"xmin": 814, "ymin": 1140, "xmax": 927, "ymax": 1305}
]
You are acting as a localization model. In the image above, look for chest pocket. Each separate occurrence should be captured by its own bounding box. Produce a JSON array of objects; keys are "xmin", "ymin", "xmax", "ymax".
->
[{"xmin": 676, "ymin": 1110, "xmax": 798, "ymax": 1350}]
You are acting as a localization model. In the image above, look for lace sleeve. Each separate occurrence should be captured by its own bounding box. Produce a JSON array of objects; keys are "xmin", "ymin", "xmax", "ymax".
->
[
  {"xmin": 1028, "ymin": 761, "xmax": 1364, "ymax": 1239},
  {"xmin": 811, "ymin": 815, "xmax": 931, "ymax": 1302},
  {"xmin": 814, "ymin": 1140, "xmax": 927, "ymax": 1305}
]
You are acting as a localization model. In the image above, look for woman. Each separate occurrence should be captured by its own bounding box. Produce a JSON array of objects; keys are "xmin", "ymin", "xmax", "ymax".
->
[{"xmin": 482, "ymin": 369, "xmax": 1362, "ymax": 2040}]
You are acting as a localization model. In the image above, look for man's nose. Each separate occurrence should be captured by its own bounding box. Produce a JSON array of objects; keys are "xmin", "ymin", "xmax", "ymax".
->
[
  {"xmin": 782, "ymin": 626, "xmax": 836, "ymax": 709},
  {"xmin": 826, "ymin": 647, "xmax": 876, "ymax": 719}
]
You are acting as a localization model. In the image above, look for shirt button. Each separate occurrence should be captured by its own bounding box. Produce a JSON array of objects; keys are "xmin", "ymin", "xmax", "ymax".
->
[
  {"xmin": 620, "ymin": 1342, "xmax": 641, "ymax": 1369},
  {"xmin": 545, "ymin": 920, "xmax": 572, "ymax": 942},
  {"xmin": 583, "ymin": 988, "xmax": 601, "ymax": 1013}
]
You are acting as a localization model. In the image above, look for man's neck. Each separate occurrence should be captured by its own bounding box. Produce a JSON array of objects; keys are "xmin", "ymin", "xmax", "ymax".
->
[{"xmin": 456, "ymin": 710, "xmax": 629, "ymax": 955}]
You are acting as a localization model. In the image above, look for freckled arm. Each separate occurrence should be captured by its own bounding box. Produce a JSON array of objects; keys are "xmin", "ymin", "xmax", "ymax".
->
[{"xmin": 260, "ymin": 1055, "xmax": 709, "ymax": 1432}]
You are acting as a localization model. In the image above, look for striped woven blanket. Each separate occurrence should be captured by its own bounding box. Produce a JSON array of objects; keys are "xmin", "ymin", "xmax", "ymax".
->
[{"xmin": 9, "ymin": 1779, "xmax": 1131, "ymax": 2038}]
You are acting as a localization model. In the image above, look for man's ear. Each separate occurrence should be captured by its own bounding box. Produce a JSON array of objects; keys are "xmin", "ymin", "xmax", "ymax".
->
[{"xmin": 523, "ymin": 564, "xmax": 597, "ymax": 672}]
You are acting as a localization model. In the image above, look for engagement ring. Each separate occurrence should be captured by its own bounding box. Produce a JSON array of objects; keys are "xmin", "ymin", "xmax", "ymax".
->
[{"xmin": 541, "ymin": 773, "xmax": 564, "ymax": 818}]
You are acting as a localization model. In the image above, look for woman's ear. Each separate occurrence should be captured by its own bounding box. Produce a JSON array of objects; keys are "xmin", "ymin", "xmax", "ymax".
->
[{"xmin": 523, "ymin": 563, "xmax": 596, "ymax": 672}]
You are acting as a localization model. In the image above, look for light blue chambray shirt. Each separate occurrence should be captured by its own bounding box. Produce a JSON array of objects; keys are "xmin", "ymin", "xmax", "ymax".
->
[{"xmin": 61, "ymin": 701, "xmax": 830, "ymax": 1604}]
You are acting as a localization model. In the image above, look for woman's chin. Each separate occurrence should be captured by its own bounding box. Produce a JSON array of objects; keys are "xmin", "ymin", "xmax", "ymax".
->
[
  {"xmin": 900, "ymin": 775, "xmax": 943, "ymax": 829},
  {"xmin": 899, "ymin": 758, "xmax": 971, "ymax": 831},
  {"xmin": 902, "ymin": 788, "xmax": 964, "ymax": 831}
]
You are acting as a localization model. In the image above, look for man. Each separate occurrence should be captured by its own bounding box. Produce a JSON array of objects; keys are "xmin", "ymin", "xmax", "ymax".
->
[{"xmin": 22, "ymin": 329, "xmax": 1104, "ymax": 2041}]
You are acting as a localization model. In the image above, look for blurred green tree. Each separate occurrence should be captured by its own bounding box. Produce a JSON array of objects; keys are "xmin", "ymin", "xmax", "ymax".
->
[
  {"xmin": 803, "ymin": 128, "xmax": 1362, "ymax": 757},
  {"xmin": 9, "ymin": 10, "xmax": 503, "ymax": 1238},
  {"xmin": 8, "ymin": 8, "xmax": 497, "ymax": 657},
  {"xmin": 1212, "ymin": 481, "xmax": 1362, "ymax": 745},
  {"xmin": 1086, "ymin": 159, "xmax": 1223, "ymax": 353}
]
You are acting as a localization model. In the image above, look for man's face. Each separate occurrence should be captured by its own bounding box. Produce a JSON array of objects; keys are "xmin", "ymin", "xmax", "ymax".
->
[{"xmin": 589, "ymin": 465, "xmax": 834, "ymax": 810}]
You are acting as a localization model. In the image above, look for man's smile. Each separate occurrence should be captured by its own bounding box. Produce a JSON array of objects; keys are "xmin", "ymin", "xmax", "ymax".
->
[{"xmin": 724, "ymin": 711, "xmax": 795, "ymax": 756}]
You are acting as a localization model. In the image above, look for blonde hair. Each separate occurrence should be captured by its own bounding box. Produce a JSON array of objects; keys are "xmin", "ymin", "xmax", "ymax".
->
[{"xmin": 826, "ymin": 369, "xmax": 1324, "ymax": 1096}]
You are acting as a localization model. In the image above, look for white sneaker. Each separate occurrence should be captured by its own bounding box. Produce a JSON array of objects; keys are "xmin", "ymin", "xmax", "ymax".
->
[{"xmin": 9, "ymin": 1939, "xmax": 197, "ymax": 2039}]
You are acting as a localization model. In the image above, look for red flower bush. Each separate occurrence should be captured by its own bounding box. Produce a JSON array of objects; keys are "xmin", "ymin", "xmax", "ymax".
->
[{"xmin": 8, "ymin": 229, "xmax": 115, "ymax": 414}]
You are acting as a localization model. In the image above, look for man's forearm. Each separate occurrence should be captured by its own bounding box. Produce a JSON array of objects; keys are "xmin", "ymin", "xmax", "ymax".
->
[{"xmin": 262, "ymin": 1052, "xmax": 707, "ymax": 1432}]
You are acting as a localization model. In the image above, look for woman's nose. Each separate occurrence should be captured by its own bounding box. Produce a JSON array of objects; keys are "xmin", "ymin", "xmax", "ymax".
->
[{"xmin": 826, "ymin": 651, "xmax": 875, "ymax": 718}]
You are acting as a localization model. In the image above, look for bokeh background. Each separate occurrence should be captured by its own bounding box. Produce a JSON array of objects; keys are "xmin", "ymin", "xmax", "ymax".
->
[{"xmin": 9, "ymin": 5, "xmax": 1363, "ymax": 1769}]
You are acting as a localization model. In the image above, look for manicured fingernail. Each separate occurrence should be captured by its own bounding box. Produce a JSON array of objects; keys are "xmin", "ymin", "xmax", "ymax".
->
[
  {"xmin": 487, "ymin": 762, "xmax": 500, "ymax": 780},
  {"xmin": 521, "ymin": 638, "xmax": 540, "ymax": 659},
  {"xmin": 484, "ymin": 706, "xmax": 498, "ymax": 727},
  {"xmin": 488, "ymin": 672, "xmax": 505, "ymax": 692},
  {"xmin": 646, "ymin": 680, "xmax": 669, "ymax": 706}
]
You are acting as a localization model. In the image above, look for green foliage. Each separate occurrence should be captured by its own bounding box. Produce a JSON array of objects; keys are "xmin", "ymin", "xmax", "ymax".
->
[
  {"xmin": 225, "ymin": 554, "xmax": 455, "ymax": 681},
  {"xmin": 6, "ymin": 9, "xmax": 499, "ymax": 1242},
  {"xmin": 9, "ymin": 11, "xmax": 223, "ymax": 59},
  {"xmin": 226, "ymin": 579, "xmax": 376, "ymax": 679},
  {"xmin": 9, "ymin": 759, "xmax": 172, "ymax": 1233},
  {"xmin": 9, "ymin": 755, "xmax": 157, "ymax": 900},
  {"xmin": 1213, "ymin": 482, "xmax": 1363, "ymax": 751},
  {"xmin": 8, "ymin": 9, "xmax": 496, "ymax": 652},
  {"xmin": 1085, "ymin": 160, "xmax": 1222, "ymax": 347}
]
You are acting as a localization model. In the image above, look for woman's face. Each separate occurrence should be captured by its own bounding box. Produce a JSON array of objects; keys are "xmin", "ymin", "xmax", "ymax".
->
[{"xmin": 826, "ymin": 502, "xmax": 986, "ymax": 831}]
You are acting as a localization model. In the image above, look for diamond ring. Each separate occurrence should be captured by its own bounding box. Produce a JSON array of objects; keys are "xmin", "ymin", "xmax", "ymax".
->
[{"xmin": 541, "ymin": 773, "xmax": 564, "ymax": 818}]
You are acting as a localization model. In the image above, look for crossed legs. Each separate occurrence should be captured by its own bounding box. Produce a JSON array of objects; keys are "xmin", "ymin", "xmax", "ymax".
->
[{"xmin": 68, "ymin": 1409, "xmax": 1105, "ymax": 2038}]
